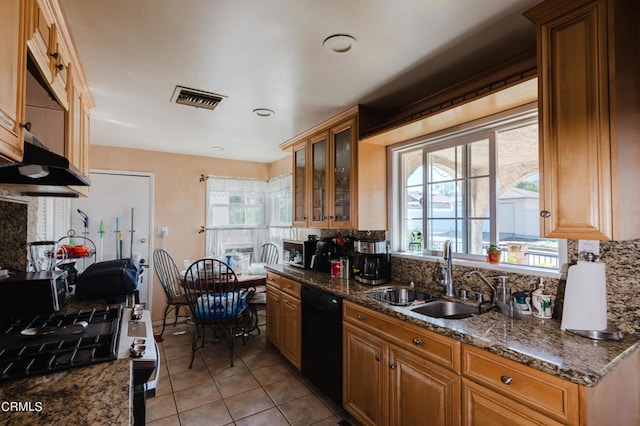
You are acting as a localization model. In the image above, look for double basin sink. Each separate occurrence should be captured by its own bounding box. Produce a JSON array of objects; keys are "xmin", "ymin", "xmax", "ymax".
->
[{"xmin": 363, "ymin": 287, "xmax": 484, "ymax": 320}]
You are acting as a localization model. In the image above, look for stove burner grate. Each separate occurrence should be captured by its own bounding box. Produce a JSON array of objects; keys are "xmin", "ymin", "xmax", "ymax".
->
[{"xmin": 0, "ymin": 306, "xmax": 122, "ymax": 382}]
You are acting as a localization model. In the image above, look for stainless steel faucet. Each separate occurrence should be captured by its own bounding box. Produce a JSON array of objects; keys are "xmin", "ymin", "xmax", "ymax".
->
[
  {"xmin": 440, "ymin": 240, "xmax": 455, "ymax": 297},
  {"xmin": 466, "ymin": 270, "xmax": 496, "ymax": 304}
]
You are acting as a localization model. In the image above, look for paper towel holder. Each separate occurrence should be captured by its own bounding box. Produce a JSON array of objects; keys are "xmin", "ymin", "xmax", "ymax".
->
[{"xmin": 579, "ymin": 251, "xmax": 599, "ymax": 262}]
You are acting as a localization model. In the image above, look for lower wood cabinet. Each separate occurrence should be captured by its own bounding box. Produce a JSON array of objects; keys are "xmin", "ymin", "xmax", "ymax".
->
[
  {"xmin": 343, "ymin": 301, "xmax": 460, "ymax": 426},
  {"xmin": 390, "ymin": 344, "xmax": 460, "ymax": 426},
  {"xmin": 462, "ymin": 378, "xmax": 565, "ymax": 426},
  {"xmin": 265, "ymin": 271, "xmax": 301, "ymax": 369},
  {"xmin": 340, "ymin": 297, "xmax": 640, "ymax": 426},
  {"xmin": 461, "ymin": 344, "xmax": 579, "ymax": 425},
  {"xmin": 343, "ymin": 322, "xmax": 388, "ymax": 425}
]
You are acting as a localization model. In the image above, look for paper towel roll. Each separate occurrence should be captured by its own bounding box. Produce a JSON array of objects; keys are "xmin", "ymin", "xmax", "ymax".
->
[{"xmin": 561, "ymin": 261, "xmax": 607, "ymax": 331}]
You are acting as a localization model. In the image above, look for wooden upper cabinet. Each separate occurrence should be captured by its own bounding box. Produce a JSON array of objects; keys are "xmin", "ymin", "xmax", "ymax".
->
[
  {"xmin": 67, "ymin": 72, "xmax": 82, "ymax": 171},
  {"xmin": 0, "ymin": 0, "xmax": 26, "ymax": 162},
  {"xmin": 25, "ymin": 0, "xmax": 54, "ymax": 85},
  {"xmin": 292, "ymin": 141, "xmax": 308, "ymax": 226},
  {"xmin": 309, "ymin": 131, "xmax": 329, "ymax": 228},
  {"xmin": 25, "ymin": 0, "xmax": 69, "ymax": 110},
  {"xmin": 48, "ymin": 25, "xmax": 70, "ymax": 110},
  {"xmin": 329, "ymin": 119, "xmax": 357, "ymax": 229},
  {"xmin": 66, "ymin": 69, "xmax": 90, "ymax": 197},
  {"xmin": 281, "ymin": 105, "xmax": 387, "ymax": 231},
  {"xmin": 524, "ymin": 0, "xmax": 640, "ymax": 240}
]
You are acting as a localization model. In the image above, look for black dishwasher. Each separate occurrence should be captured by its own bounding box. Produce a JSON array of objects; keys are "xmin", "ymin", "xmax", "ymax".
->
[{"xmin": 301, "ymin": 285, "xmax": 343, "ymax": 406}]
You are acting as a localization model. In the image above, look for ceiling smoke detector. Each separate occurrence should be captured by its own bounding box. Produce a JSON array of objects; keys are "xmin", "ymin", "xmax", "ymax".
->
[{"xmin": 171, "ymin": 86, "xmax": 226, "ymax": 110}]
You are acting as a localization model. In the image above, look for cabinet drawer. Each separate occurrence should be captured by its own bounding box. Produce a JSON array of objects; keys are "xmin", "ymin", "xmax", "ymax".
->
[
  {"xmin": 462, "ymin": 344, "xmax": 579, "ymax": 424},
  {"xmin": 266, "ymin": 272, "xmax": 300, "ymax": 299},
  {"xmin": 344, "ymin": 301, "xmax": 460, "ymax": 372},
  {"xmin": 462, "ymin": 378, "xmax": 565, "ymax": 426}
]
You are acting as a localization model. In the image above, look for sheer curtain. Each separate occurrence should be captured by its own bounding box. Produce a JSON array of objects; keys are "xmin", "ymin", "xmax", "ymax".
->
[
  {"xmin": 205, "ymin": 176, "xmax": 294, "ymax": 262},
  {"xmin": 265, "ymin": 174, "xmax": 297, "ymax": 258}
]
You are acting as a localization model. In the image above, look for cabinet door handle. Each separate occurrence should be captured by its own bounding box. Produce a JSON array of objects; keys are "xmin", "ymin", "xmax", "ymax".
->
[
  {"xmin": 389, "ymin": 363, "xmax": 396, "ymax": 369},
  {"xmin": 20, "ymin": 122, "xmax": 32, "ymax": 132},
  {"xmin": 357, "ymin": 315, "xmax": 366, "ymax": 321},
  {"xmin": 50, "ymin": 52, "xmax": 59, "ymax": 60},
  {"xmin": 500, "ymin": 375, "xmax": 513, "ymax": 385},
  {"xmin": 375, "ymin": 355, "xmax": 383, "ymax": 362},
  {"xmin": 56, "ymin": 63, "xmax": 64, "ymax": 71},
  {"xmin": 540, "ymin": 210, "xmax": 551, "ymax": 218},
  {"xmin": 412, "ymin": 338, "xmax": 422, "ymax": 346}
]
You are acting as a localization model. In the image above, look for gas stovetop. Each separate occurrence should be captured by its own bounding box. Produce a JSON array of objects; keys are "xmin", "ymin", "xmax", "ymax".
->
[{"xmin": 0, "ymin": 306, "xmax": 122, "ymax": 382}]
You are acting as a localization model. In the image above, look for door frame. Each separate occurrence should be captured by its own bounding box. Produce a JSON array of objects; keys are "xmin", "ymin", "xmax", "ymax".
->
[{"xmin": 90, "ymin": 169, "xmax": 155, "ymax": 310}]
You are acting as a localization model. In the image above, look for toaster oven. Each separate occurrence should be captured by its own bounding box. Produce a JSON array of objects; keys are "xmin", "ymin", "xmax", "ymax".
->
[{"xmin": 0, "ymin": 270, "xmax": 69, "ymax": 320}]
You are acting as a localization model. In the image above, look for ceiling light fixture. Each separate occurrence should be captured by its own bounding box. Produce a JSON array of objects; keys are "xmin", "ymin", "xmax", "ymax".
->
[
  {"xmin": 211, "ymin": 146, "xmax": 226, "ymax": 151},
  {"xmin": 322, "ymin": 34, "xmax": 358, "ymax": 54},
  {"xmin": 253, "ymin": 108, "xmax": 274, "ymax": 117}
]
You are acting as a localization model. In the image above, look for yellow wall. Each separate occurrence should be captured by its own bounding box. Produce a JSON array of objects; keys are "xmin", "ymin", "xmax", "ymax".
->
[
  {"xmin": 269, "ymin": 156, "xmax": 291, "ymax": 178},
  {"xmin": 89, "ymin": 144, "xmax": 291, "ymax": 321}
]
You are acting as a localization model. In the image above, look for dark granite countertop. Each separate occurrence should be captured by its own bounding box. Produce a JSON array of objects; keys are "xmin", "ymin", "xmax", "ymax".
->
[
  {"xmin": 266, "ymin": 264, "xmax": 640, "ymax": 387},
  {"xmin": 0, "ymin": 297, "xmax": 132, "ymax": 425}
]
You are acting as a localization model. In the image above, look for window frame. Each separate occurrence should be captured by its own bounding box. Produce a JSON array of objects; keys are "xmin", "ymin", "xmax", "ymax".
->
[
  {"xmin": 388, "ymin": 104, "xmax": 566, "ymax": 275},
  {"xmin": 206, "ymin": 178, "xmax": 267, "ymax": 229}
]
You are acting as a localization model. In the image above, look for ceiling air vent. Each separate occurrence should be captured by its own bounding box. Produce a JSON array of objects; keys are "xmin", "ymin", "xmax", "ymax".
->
[{"xmin": 171, "ymin": 86, "xmax": 226, "ymax": 110}]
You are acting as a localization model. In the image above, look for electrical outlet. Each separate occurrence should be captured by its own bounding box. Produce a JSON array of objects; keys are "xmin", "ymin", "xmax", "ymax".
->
[
  {"xmin": 578, "ymin": 239, "xmax": 599, "ymax": 255},
  {"xmin": 158, "ymin": 226, "xmax": 168, "ymax": 237}
]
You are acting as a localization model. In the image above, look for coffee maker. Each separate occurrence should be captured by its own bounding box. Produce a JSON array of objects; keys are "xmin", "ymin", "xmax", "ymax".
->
[
  {"xmin": 315, "ymin": 238, "xmax": 338, "ymax": 273},
  {"xmin": 353, "ymin": 240, "xmax": 390, "ymax": 285}
]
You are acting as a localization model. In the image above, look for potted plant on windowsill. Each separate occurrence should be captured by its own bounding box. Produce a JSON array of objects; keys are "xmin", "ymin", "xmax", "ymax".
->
[{"xmin": 487, "ymin": 244, "xmax": 502, "ymax": 264}]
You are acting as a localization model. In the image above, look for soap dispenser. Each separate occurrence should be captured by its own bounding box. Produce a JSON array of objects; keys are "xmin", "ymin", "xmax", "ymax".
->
[{"xmin": 531, "ymin": 278, "xmax": 552, "ymax": 319}]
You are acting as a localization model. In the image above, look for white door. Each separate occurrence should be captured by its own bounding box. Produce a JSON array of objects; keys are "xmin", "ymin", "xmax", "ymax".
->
[{"xmin": 70, "ymin": 171, "xmax": 154, "ymax": 309}]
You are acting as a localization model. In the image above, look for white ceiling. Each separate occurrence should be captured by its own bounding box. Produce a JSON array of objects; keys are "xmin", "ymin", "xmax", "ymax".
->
[{"xmin": 60, "ymin": 0, "xmax": 540, "ymax": 164}]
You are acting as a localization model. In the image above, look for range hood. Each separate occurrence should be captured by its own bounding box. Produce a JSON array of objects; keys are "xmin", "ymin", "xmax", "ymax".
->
[{"xmin": 0, "ymin": 133, "xmax": 90, "ymax": 196}]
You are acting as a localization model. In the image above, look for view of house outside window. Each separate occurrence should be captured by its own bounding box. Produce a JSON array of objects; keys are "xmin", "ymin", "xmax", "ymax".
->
[{"xmin": 398, "ymin": 113, "xmax": 559, "ymax": 270}]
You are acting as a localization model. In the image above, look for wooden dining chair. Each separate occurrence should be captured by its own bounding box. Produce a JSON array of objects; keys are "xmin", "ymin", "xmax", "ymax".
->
[
  {"xmin": 153, "ymin": 248, "xmax": 190, "ymax": 337},
  {"xmin": 259, "ymin": 243, "xmax": 279, "ymax": 265},
  {"xmin": 182, "ymin": 258, "xmax": 250, "ymax": 368}
]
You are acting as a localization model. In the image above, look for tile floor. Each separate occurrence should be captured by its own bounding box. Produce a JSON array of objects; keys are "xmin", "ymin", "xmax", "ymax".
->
[{"xmin": 146, "ymin": 312, "xmax": 357, "ymax": 426}]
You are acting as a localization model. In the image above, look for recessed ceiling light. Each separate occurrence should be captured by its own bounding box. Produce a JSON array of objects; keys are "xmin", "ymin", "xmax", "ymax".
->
[
  {"xmin": 323, "ymin": 34, "xmax": 358, "ymax": 54},
  {"xmin": 253, "ymin": 108, "xmax": 274, "ymax": 117},
  {"xmin": 211, "ymin": 146, "xmax": 226, "ymax": 151}
]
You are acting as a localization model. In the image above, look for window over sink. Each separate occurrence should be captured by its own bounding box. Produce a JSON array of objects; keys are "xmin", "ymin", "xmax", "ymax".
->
[{"xmin": 390, "ymin": 105, "xmax": 562, "ymax": 271}]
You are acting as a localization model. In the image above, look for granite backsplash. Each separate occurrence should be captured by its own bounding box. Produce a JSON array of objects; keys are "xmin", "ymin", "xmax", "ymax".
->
[
  {"xmin": 391, "ymin": 239, "xmax": 640, "ymax": 335},
  {"xmin": 0, "ymin": 188, "xmax": 38, "ymax": 271}
]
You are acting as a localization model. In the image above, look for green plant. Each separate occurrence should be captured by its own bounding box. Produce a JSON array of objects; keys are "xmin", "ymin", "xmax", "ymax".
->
[{"xmin": 487, "ymin": 244, "xmax": 501, "ymax": 252}]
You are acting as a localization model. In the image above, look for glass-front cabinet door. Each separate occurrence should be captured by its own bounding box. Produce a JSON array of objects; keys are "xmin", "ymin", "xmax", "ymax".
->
[
  {"xmin": 292, "ymin": 142, "xmax": 308, "ymax": 226},
  {"xmin": 329, "ymin": 119, "xmax": 356, "ymax": 229},
  {"xmin": 309, "ymin": 132, "xmax": 329, "ymax": 228}
]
